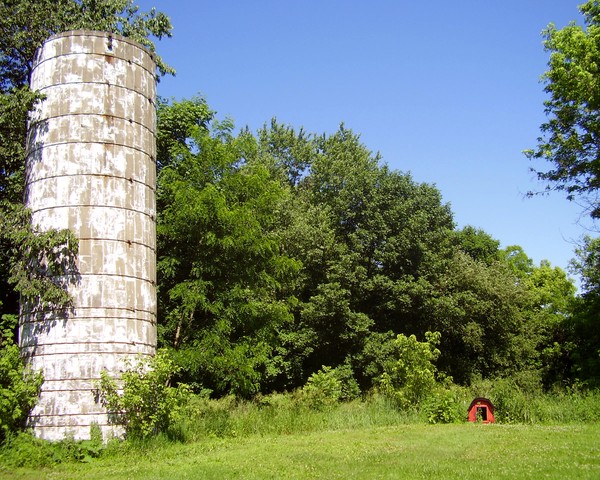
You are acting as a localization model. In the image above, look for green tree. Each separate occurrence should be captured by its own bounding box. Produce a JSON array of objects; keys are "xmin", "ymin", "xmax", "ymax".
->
[
  {"xmin": 526, "ymin": 1, "xmax": 600, "ymax": 219},
  {"xmin": 251, "ymin": 120, "xmax": 581, "ymax": 394},
  {"xmin": 455, "ymin": 226, "xmax": 500, "ymax": 264},
  {"xmin": 156, "ymin": 99, "xmax": 299, "ymax": 397},
  {"xmin": 301, "ymin": 366, "xmax": 343, "ymax": 410},
  {"xmin": 527, "ymin": 260, "xmax": 577, "ymax": 387},
  {"xmin": 156, "ymin": 95, "xmax": 213, "ymax": 172},
  {"xmin": 259, "ymin": 193, "xmax": 344, "ymax": 390},
  {"xmin": 255, "ymin": 121, "xmax": 542, "ymax": 392},
  {"xmin": 379, "ymin": 331, "xmax": 441, "ymax": 408},
  {"xmin": 568, "ymin": 236, "xmax": 600, "ymax": 385},
  {"xmin": 499, "ymin": 245, "xmax": 534, "ymax": 277},
  {"xmin": 491, "ymin": 246, "xmax": 578, "ymax": 388},
  {"xmin": 155, "ymin": 110, "xmax": 577, "ymax": 395},
  {"xmin": 261, "ymin": 123, "xmax": 456, "ymax": 390},
  {"xmin": 300, "ymin": 124, "xmax": 455, "ymax": 339},
  {"xmin": 256, "ymin": 119, "xmax": 315, "ymax": 187},
  {"xmin": 424, "ymin": 251, "xmax": 534, "ymax": 384}
]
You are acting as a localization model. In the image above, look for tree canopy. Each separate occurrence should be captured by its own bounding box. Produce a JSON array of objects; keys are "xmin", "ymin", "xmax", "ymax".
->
[
  {"xmin": 0, "ymin": 0, "xmax": 173, "ymax": 91},
  {"xmin": 526, "ymin": 0, "xmax": 600, "ymax": 387},
  {"xmin": 526, "ymin": 0, "xmax": 600, "ymax": 220},
  {"xmin": 152, "ymin": 98, "xmax": 584, "ymax": 394}
]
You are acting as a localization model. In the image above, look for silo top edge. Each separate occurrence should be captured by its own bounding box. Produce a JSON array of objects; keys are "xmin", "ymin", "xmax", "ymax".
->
[{"xmin": 42, "ymin": 30, "xmax": 157, "ymax": 65}]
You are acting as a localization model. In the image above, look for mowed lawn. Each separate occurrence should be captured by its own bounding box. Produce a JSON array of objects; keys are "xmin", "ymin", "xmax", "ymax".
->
[{"xmin": 3, "ymin": 423, "xmax": 599, "ymax": 479}]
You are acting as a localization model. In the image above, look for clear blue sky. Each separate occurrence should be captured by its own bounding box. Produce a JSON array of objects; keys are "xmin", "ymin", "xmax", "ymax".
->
[{"xmin": 137, "ymin": 0, "xmax": 591, "ymax": 276}]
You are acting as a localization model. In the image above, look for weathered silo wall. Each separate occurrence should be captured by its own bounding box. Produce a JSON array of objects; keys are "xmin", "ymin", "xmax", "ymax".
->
[{"xmin": 20, "ymin": 30, "xmax": 157, "ymax": 441}]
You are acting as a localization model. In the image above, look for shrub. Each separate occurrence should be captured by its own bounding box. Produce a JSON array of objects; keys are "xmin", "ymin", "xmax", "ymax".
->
[
  {"xmin": 302, "ymin": 366, "xmax": 342, "ymax": 410},
  {"xmin": 486, "ymin": 377, "xmax": 529, "ymax": 423},
  {"xmin": 425, "ymin": 388, "xmax": 464, "ymax": 424},
  {"xmin": 331, "ymin": 364, "xmax": 361, "ymax": 401},
  {"xmin": 0, "ymin": 314, "xmax": 43, "ymax": 443},
  {"xmin": 379, "ymin": 332, "xmax": 441, "ymax": 409},
  {"xmin": 95, "ymin": 349, "xmax": 191, "ymax": 440}
]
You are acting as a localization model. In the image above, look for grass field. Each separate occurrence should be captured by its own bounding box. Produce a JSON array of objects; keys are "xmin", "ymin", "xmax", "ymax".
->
[{"xmin": 2, "ymin": 423, "xmax": 599, "ymax": 479}]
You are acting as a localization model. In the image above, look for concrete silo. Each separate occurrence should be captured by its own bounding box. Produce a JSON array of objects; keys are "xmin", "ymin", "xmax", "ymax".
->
[{"xmin": 20, "ymin": 30, "xmax": 157, "ymax": 441}]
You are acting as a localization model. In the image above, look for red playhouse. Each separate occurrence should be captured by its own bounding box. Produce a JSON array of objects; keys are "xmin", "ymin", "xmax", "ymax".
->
[{"xmin": 467, "ymin": 397, "xmax": 495, "ymax": 423}]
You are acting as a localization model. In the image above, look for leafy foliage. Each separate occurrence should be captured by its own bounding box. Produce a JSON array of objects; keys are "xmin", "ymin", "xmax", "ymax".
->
[
  {"xmin": 424, "ymin": 251, "xmax": 535, "ymax": 383},
  {"xmin": 0, "ymin": 87, "xmax": 40, "ymax": 204},
  {"xmin": 425, "ymin": 388, "xmax": 462, "ymax": 424},
  {"xmin": 301, "ymin": 366, "xmax": 343, "ymax": 410},
  {"xmin": 0, "ymin": 313, "xmax": 42, "ymax": 442},
  {"xmin": 455, "ymin": 226, "xmax": 500, "ymax": 264},
  {"xmin": 156, "ymin": 100, "xmax": 299, "ymax": 397},
  {"xmin": 151, "ymin": 107, "xmax": 590, "ymax": 395},
  {"xmin": 0, "ymin": 0, "xmax": 173, "ymax": 89},
  {"xmin": 95, "ymin": 350, "xmax": 190, "ymax": 439},
  {"xmin": 379, "ymin": 332, "xmax": 441, "ymax": 408},
  {"xmin": 567, "ymin": 236, "xmax": 600, "ymax": 386},
  {"xmin": 0, "ymin": 204, "xmax": 79, "ymax": 311},
  {"xmin": 0, "ymin": 425, "xmax": 111, "ymax": 468},
  {"xmin": 526, "ymin": 1, "xmax": 600, "ymax": 219}
]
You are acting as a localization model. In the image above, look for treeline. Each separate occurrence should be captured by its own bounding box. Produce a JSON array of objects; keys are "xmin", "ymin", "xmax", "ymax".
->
[{"xmin": 154, "ymin": 97, "xmax": 597, "ymax": 397}]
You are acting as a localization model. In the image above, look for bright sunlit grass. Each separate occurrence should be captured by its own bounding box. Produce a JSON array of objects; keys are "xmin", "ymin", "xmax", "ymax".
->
[{"xmin": 3, "ymin": 423, "xmax": 599, "ymax": 479}]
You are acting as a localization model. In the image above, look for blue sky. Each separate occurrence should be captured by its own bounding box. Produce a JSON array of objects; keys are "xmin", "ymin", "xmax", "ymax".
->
[{"xmin": 137, "ymin": 0, "xmax": 591, "ymax": 276}]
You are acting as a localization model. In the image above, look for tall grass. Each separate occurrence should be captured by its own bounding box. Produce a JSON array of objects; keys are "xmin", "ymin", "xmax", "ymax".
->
[
  {"xmin": 484, "ymin": 383, "xmax": 600, "ymax": 423},
  {"xmin": 1, "ymin": 387, "xmax": 599, "ymax": 470},
  {"xmin": 172, "ymin": 392, "xmax": 422, "ymax": 442},
  {"xmin": 172, "ymin": 385, "xmax": 600, "ymax": 443}
]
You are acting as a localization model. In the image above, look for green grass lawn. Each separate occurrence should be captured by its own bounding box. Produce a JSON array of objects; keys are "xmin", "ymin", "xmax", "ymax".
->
[{"xmin": 2, "ymin": 423, "xmax": 599, "ymax": 479}]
